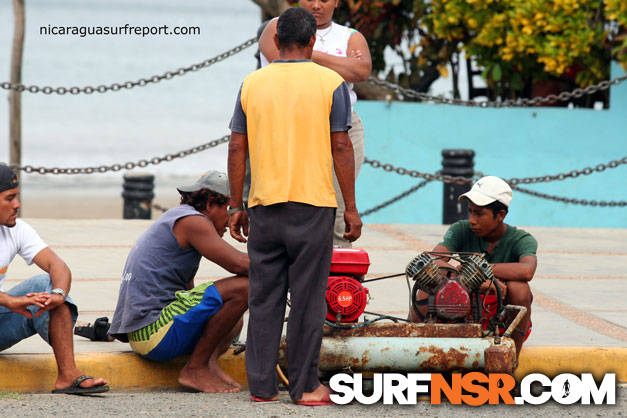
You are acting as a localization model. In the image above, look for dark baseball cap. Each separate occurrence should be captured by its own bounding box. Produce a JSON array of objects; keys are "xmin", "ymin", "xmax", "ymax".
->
[
  {"xmin": 177, "ymin": 170, "xmax": 230, "ymax": 197},
  {"xmin": 0, "ymin": 164, "xmax": 19, "ymax": 193}
]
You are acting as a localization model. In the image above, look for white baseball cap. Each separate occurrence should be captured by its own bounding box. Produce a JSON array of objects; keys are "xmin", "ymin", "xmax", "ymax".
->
[{"xmin": 459, "ymin": 176, "xmax": 512, "ymax": 207}]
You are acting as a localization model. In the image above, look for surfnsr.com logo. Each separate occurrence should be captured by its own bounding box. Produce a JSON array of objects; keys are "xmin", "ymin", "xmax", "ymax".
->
[{"xmin": 329, "ymin": 372, "xmax": 616, "ymax": 405}]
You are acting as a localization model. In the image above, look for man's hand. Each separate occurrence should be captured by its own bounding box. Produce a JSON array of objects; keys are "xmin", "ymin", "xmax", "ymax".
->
[
  {"xmin": 6, "ymin": 293, "xmax": 48, "ymax": 318},
  {"xmin": 229, "ymin": 210, "xmax": 249, "ymax": 243},
  {"xmin": 32, "ymin": 292, "xmax": 66, "ymax": 316},
  {"xmin": 343, "ymin": 209, "xmax": 362, "ymax": 242},
  {"xmin": 480, "ymin": 279, "xmax": 508, "ymax": 298}
]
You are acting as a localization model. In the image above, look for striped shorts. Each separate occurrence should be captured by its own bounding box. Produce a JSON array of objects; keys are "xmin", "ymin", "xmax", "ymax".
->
[{"xmin": 128, "ymin": 282, "xmax": 223, "ymax": 362}]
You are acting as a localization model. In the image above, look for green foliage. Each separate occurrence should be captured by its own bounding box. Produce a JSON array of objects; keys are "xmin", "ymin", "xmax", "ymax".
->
[{"xmin": 331, "ymin": 0, "xmax": 626, "ymax": 97}]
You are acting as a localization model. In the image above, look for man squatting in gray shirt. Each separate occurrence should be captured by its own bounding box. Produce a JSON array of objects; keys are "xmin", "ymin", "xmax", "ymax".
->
[{"xmin": 109, "ymin": 171, "xmax": 249, "ymax": 393}]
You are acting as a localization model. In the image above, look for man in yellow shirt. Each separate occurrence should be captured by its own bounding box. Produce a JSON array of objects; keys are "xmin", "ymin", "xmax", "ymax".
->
[{"xmin": 228, "ymin": 7, "xmax": 361, "ymax": 405}]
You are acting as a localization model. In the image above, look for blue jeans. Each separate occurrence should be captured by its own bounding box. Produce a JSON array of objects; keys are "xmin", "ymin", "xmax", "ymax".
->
[{"xmin": 0, "ymin": 274, "xmax": 78, "ymax": 352}]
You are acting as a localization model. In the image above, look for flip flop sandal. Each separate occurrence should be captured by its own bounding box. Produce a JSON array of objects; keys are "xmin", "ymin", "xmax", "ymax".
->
[
  {"xmin": 294, "ymin": 393, "xmax": 333, "ymax": 406},
  {"xmin": 52, "ymin": 375, "xmax": 110, "ymax": 395}
]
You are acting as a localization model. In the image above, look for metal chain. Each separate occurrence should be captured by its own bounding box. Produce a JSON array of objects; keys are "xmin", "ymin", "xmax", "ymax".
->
[
  {"xmin": 505, "ymin": 157, "xmax": 627, "ymax": 185},
  {"xmin": 359, "ymin": 179, "xmax": 432, "ymax": 217},
  {"xmin": 11, "ymin": 135, "xmax": 230, "ymax": 175},
  {"xmin": 151, "ymin": 179, "xmax": 624, "ymax": 216},
  {"xmin": 363, "ymin": 159, "xmax": 626, "ymax": 207},
  {"xmin": 363, "ymin": 156, "xmax": 627, "ymax": 186},
  {"xmin": 511, "ymin": 185, "xmax": 626, "ymax": 207},
  {"xmin": 364, "ymin": 157, "xmax": 479, "ymax": 185},
  {"xmin": 0, "ymin": 38, "xmax": 257, "ymax": 95},
  {"xmin": 152, "ymin": 179, "xmax": 434, "ymax": 218},
  {"xmin": 369, "ymin": 74, "xmax": 627, "ymax": 107},
  {"xmin": 3, "ymin": 32, "xmax": 622, "ymax": 104}
]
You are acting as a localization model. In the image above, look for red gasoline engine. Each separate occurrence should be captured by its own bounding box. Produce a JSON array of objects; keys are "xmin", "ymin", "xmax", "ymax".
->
[
  {"xmin": 407, "ymin": 252, "xmax": 531, "ymax": 339},
  {"xmin": 407, "ymin": 252, "xmax": 494, "ymax": 323},
  {"xmin": 325, "ymin": 248, "xmax": 370, "ymax": 322}
]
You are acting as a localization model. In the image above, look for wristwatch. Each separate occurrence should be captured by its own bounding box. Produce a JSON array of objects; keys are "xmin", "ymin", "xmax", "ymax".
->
[
  {"xmin": 227, "ymin": 205, "xmax": 245, "ymax": 215},
  {"xmin": 50, "ymin": 288, "xmax": 67, "ymax": 300}
]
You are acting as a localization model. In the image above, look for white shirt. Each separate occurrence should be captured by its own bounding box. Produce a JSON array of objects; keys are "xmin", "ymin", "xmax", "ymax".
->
[
  {"xmin": 260, "ymin": 21, "xmax": 359, "ymax": 109},
  {"xmin": 0, "ymin": 219, "xmax": 48, "ymax": 291}
]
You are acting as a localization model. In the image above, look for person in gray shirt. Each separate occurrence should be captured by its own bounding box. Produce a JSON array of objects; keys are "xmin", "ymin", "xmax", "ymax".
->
[{"xmin": 109, "ymin": 170, "xmax": 249, "ymax": 393}]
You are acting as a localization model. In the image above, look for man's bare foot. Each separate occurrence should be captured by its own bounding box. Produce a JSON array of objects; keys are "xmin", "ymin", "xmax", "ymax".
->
[
  {"xmin": 297, "ymin": 384, "xmax": 331, "ymax": 402},
  {"xmin": 55, "ymin": 371, "xmax": 107, "ymax": 390},
  {"xmin": 208, "ymin": 358, "xmax": 241, "ymax": 389},
  {"xmin": 178, "ymin": 365, "xmax": 239, "ymax": 393}
]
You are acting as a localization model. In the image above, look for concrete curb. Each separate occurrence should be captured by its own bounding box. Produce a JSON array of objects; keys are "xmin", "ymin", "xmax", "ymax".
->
[
  {"xmin": 0, "ymin": 349, "xmax": 247, "ymax": 393},
  {"xmin": 515, "ymin": 347, "xmax": 627, "ymax": 382},
  {"xmin": 0, "ymin": 347, "xmax": 625, "ymax": 392}
]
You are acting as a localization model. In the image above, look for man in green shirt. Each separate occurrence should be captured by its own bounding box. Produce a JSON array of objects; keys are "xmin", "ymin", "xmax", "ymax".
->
[{"xmin": 410, "ymin": 176, "xmax": 537, "ymax": 356}]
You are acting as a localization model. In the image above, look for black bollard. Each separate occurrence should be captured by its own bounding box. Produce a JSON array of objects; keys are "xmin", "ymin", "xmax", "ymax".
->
[
  {"xmin": 122, "ymin": 173, "xmax": 155, "ymax": 219},
  {"xmin": 442, "ymin": 149, "xmax": 475, "ymax": 224}
]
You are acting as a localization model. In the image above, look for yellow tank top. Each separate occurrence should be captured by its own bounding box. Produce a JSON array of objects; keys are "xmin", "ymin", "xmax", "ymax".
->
[{"xmin": 241, "ymin": 61, "xmax": 344, "ymax": 208}]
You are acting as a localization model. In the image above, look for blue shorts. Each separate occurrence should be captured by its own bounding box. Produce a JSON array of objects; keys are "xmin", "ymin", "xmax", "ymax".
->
[
  {"xmin": 0, "ymin": 274, "xmax": 78, "ymax": 352},
  {"xmin": 128, "ymin": 282, "xmax": 223, "ymax": 362}
]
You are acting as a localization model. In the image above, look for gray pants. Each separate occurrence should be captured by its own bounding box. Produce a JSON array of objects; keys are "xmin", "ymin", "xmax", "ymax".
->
[
  {"xmin": 333, "ymin": 110, "xmax": 365, "ymax": 247},
  {"xmin": 246, "ymin": 203, "xmax": 334, "ymax": 401}
]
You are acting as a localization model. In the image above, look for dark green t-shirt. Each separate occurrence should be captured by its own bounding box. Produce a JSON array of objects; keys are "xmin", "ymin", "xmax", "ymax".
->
[{"xmin": 439, "ymin": 220, "xmax": 537, "ymax": 263}]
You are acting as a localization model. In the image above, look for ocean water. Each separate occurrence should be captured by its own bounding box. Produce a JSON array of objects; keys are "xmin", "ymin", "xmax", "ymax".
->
[{"xmin": 0, "ymin": 0, "xmax": 261, "ymax": 188}]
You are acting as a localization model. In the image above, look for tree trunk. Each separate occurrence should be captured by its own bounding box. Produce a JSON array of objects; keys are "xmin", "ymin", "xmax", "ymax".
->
[
  {"xmin": 450, "ymin": 53, "xmax": 460, "ymax": 99},
  {"xmin": 9, "ymin": 0, "xmax": 25, "ymax": 200},
  {"xmin": 250, "ymin": 0, "xmax": 289, "ymax": 18}
]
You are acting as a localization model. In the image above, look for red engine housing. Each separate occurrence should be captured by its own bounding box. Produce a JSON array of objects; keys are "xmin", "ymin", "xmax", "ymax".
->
[
  {"xmin": 329, "ymin": 248, "xmax": 370, "ymax": 277},
  {"xmin": 326, "ymin": 276, "xmax": 369, "ymax": 322},
  {"xmin": 435, "ymin": 280, "xmax": 470, "ymax": 320},
  {"xmin": 325, "ymin": 248, "xmax": 370, "ymax": 322}
]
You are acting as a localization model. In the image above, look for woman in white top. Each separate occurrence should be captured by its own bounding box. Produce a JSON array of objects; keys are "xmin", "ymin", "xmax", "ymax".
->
[{"xmin": 258, "ymin": 0, "xmax": 372, "ymax": 247}]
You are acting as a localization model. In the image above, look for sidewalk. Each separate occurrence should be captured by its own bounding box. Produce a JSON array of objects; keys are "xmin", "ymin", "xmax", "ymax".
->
[{"xmin": 1, "ymin": 219, "xmax": 626, "ymax": 391}]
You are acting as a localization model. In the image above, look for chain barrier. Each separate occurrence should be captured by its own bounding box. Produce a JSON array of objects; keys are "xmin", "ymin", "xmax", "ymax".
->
[
  {"xmin": 363, "ymin": 158, "xmax": 626, "ymax": 208},
  {"xmin": 11, "ymin": 135, "xmax": 230, "ymax": 175},
  {"xmin": 359, "ymin": 179, "xmax": 432, "ymax": 217},
  {"xmin": 0, "ymin": 38, "xmax": 257, "ymax": 95},
  {"xmin": 505, "ymin": 157, "xmax": 627, "ymax": 185},
  {"xmin": 150, "ymin": 179, "xmax": 623, "ymax": 217},
  {"xmin": 364, "ymin": 157, "xmax": 479, "ymax": 185},
  {"xmin": 369, "ymin": 74, "xmax": 627, "ymax": 107},
  {"xmin": 511, "ymin": 185, "xmax": 626, "ymax": 207},
  {"xmin": 3, "ymin": 32, "xmax": 623, "ymax": 105},
  {"xmin": 363, "ymin": 156, "xmax": 627, "ymax": 186}
]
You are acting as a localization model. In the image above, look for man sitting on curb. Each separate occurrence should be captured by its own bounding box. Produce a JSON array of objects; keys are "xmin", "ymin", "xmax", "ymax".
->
[
  {"xmin": 410, "ymin": 176, "xmax": 537, "ymax": 357},
  {"xmin": 109, "ymin": 170, "xmax": 249, "ymax": 393},
  {"xmin": 0, "ymin": 164, "xmax": 109, "ymax": 394}
]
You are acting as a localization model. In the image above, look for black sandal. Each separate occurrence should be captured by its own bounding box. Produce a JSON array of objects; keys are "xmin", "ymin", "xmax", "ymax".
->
[{"xmin": 51, "ymin": 375, "xmax": 110, "ymax": 395}]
